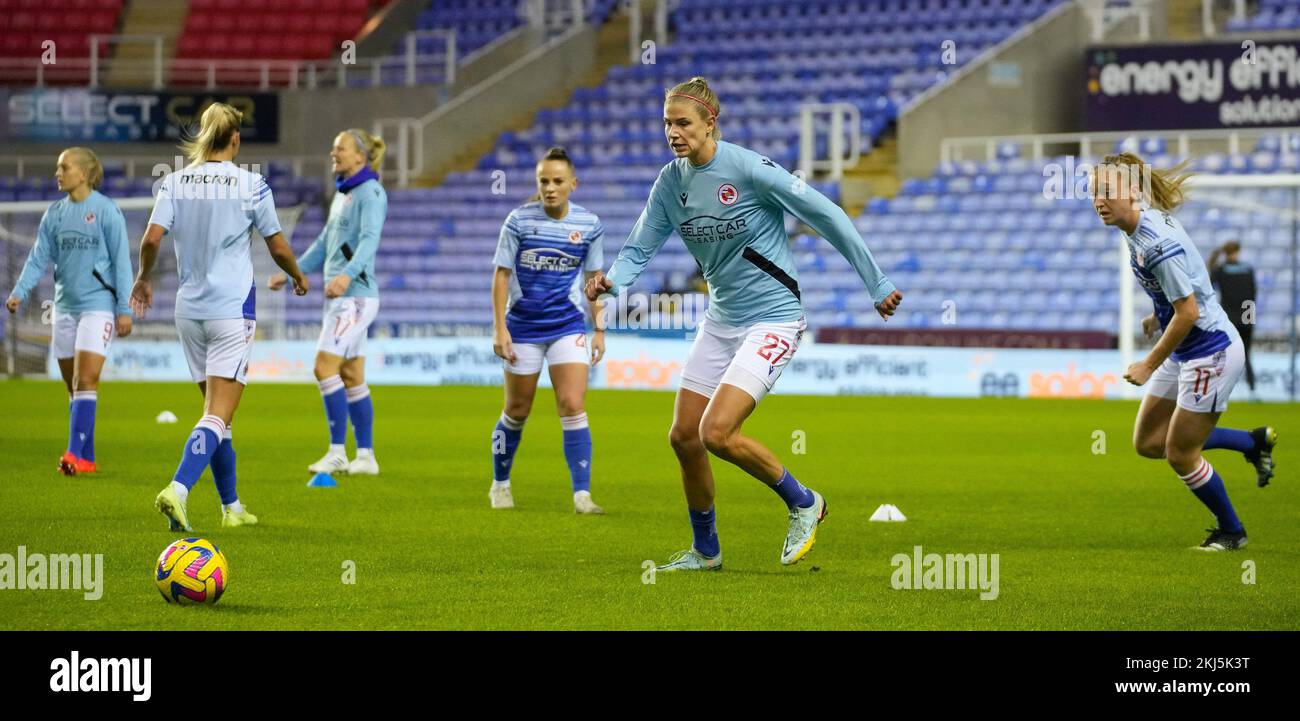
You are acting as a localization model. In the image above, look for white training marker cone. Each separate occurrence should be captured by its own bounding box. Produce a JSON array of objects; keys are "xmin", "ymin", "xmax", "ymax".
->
[
  {"xmin": 156, "ymin": 410, "xmax": 178, "ymax": 424},
  {"xmin": 870, "ymin": 503, "xmax": 907, "ymax": 522}
]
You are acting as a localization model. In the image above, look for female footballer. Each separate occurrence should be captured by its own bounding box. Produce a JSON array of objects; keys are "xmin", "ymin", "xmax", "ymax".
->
[
  {"xmin": 270, "ymin": 128, "xmax": 387, "ymax": 477},
  {"xmin": 6, "ymin": 147, "xmax": 133, "ymax": 475},
  {"xmin": 490, "ymin": 147, "xmax": 607, "ymax": 514},
  {"xmin": 585, "ymin": 78, "xmax": 903, "ymax": 569},
  {"xmin": 1091, "ymin": 153, "xmax": 1276, "ymax": 551},
  {"xmin": 133, "ymin": 102, "xmax": 309, "ymax": 531}
]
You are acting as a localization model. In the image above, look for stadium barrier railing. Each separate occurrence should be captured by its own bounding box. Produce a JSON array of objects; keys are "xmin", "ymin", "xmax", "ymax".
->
[
  {"xmin": 0, "ymin": 30, "xmax": 458, "ymax": 91},
  {"xmin": 798, "ymin": 103, "xmax": 862, "ymax": 182}
]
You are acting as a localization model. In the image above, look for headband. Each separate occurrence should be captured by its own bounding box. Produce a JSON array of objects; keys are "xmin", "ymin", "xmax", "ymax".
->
[
  {"xmin": 348, "ymin": 130, "xmax": 370, "ymax": 161},
  {"xmin": 668, "ymin": 93, "xmax": 717, "ymax": 120}
]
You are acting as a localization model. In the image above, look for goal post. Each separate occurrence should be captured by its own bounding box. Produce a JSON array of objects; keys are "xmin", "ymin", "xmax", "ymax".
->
[{"xmin": 0, "ymin": 196, "xmax": 307, "ymax": 378}]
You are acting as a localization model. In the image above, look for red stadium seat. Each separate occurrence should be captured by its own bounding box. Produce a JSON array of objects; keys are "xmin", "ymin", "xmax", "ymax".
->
[
  {"xmin": 67, "ymin": 34, "xmax": 92, "ymax": 57},
  {"xmin": 212, "ymin": 15, "xmax": 238, "ymax": 34},
  {"xmin": 177, "ymin": 34, "xmax": 204, "ymax": 59},
  {"xmin": 282, "ymin": 35, "xmax": 308, "ymax": 58},
  {"xmin": 305, "ymin": 35, "xmax": 332, "ymax": 59},
  {"xmin": 320, "ymin": 0, "xmax": 344, "ymax": 13},
  {"xmin": 90, "ymin": 11, "xmax": 118, "ymax": 32},
  {"xmin": 343, "ymin": 0, "xmax": 368, "ymax": 13},
  {"xmin": 12, "ymin": 12, "xmax": 35, "ymax": 32},
  {"xmin": 230, "ymin": 35, "xmax": 256, "ymax": 57},
  {"xmin": 252, "ymin": 36, "xmax": 283, "ymax": 59},
  {"xmin": 312, "ymin": 15, "xmax": 337, "ymax": 35},
  {"xmin": 235, "ymin": 15, "xmax": 262, "ymax": 34},
  {"xmin": 19, "ymin": 33, "xmax": 43, "ymax": 57},
  {"xmin": 202, "ymin": 35, "xmax": 227, "ymax": 58},
  {"xmin": 264, "ymin": 13, "xmax": 293, "ymax": 34},
  {"xmin": 36, "ymin": 13, "xmax": 61, "ymax": 33},
  {"xmin": 337, "ymin": 14, "xmax": 362, "ymax": 38},
  {"xmin": 67, "ymin": 14, "xmax": 93, "ymax": 33},
  {"xmin": 1, "ymin": 34, "xmax": 27, "ymax": 56}
]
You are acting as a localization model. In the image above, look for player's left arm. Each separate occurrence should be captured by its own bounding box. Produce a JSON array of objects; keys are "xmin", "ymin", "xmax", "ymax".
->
[
  {"xmin": 107, "ymin": 206, "xmax": 134, "ymax": 336},
  {"xmin": 1126, "ymin": 252, "xmax": 1198, "ymax": 385},
  {"xmin": 249, "ymin": 179, "xmax": 309, "ymax": 296},
  {"xmin": 752, "ymin": 157, "xmax": 901, "ymax": 318},
  {"xmin": 334, "ymin": 187, "xmax": 386, "ymax": 297}
]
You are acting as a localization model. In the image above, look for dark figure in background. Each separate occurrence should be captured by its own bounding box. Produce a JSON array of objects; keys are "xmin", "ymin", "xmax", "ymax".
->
[{"xmin": 1209, "ymin": 241, "xmax": 1258, "ymax": 392}]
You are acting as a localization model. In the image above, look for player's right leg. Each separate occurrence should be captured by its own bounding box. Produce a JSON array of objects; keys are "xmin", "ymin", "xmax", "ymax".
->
[
  {"xmin": 1192, "ymin": 331, "xmax": 1276, "ymax": 485},
  {"xmin": 67, "ymin": 349, "xmax": 108, "ymax": 474},
  {"xmin": 1167, "ymin": 344, "xmax": 1248, "ymax": 550},
  {"xmin": 309, "ymin": 350, "xmax": 350, "ymax": 474},
  {"xmin": 156, "ymin": 318, "xmax": 208, "ymax": 531},
  {"xmin": 156, "ymin": 318, "xmax": 250, "ymax": 531},
  {"xmin": 309, "ymin": 297, "xmax": 367, "ymax": 473},
  {"xmin": 658, "ymin": 387, "xmax": 723, "ymax": 571},
  {"xmin": 52, "ymin": 311, "xmax": 79, "ymax": 474},
  {"xmin": 656, "ymin": 318, "xmax": 737, "ymax": 571},
  {"xmin": 547, "ymin": 334, "xmax": 600, "ymax": 514},
  {"xmin": 208, "ymin": 319, "xmax": 256, "ymax": 526},
  {"xmin": 334, "ymin": 297, "xmax": 380, "ymax": 476},
  {"xmin": 72, "ymin": 313, "xmax": 114, "ymax": 471},
  {"xmin": 491, "ymin": 346, "xmax": 542, "ymax": 509}
]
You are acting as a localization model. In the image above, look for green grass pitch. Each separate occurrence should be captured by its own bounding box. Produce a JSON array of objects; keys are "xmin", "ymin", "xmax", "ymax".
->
[{"xmin": 0, "ymin": 379, "xmax": 1296, "ymax": 630}]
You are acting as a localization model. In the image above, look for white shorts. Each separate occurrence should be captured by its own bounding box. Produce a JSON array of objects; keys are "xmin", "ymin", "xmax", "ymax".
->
[
  {"xmin": 316, "ymin": 296, "xmax": 379, "ymax": 360},
  {"xmin": 1146, "ymin": 339, "xmax": 1245, "ymax": 414},
  {"xmin": 681, "ymin": 315, "xmax": 806, "ymax": 402},
  {"xmin": 52, "ymin": 310, "xmax": 115, "ymax": 359},
  {"xmin": 505, "ymin": 332, "xmax": 590, "ymax": 375},
  {"xmin": 176, "ymin": 317, "xmax": 256, "ymax": 385}
]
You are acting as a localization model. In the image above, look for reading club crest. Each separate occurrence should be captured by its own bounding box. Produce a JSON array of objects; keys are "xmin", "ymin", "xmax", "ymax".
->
[
  {"xmin": 717, "ymin": 184, "xmax": 739, "ymax": 206},
  {"xmin": 569, "ymin": 230, "xmax": 582, "ymax": 244},
  {"xmin": 84, "ymin": 212, "xmax": 95, "ymax": 223}
]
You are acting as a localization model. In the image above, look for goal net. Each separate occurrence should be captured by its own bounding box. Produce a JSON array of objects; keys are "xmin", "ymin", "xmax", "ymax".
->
[{"xmin": 0, "ymin": 196, "xmax": 306, "ymax": 377}]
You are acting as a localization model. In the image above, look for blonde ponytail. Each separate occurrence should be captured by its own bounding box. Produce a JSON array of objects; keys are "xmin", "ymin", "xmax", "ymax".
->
[
  {"xmin": 1099, "ymin": 151, "xmax": 1194, "ymax": 212},
  {"xmin": 180, "ymin": 102, "xmax": 243, "ymax": 165},
  {"xmin": 346, "ymin": 128, "xmax": 386, "ymax": 173},
  {"xmin": 666, "ymin": 76, "xmax": 722, "ymax": 139},
  {"xmin": 63, "ymin": 146, "xmax": 103, "ymax": 190}
]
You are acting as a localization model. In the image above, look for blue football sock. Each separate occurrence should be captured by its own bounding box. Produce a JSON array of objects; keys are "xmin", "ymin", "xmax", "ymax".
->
[
  {"xmin": 66, "ymin": 390, "xmax": 96, "ymax": 458},
  {"xmin": 771, "ymin": 467, "xmax": 815, "ymax": 509},
  {"xmin": 492, "ymin": 412, "xmax": 524, "ymax": 482},
  {"xmin": 1204, "ymin": 427, "xmax": 1256, "ymax": 454},
  {"xmin": 318, "ymin": 375, "xmax": 349, "ymax": 446},
  {"xmin": 561, "ymin": 413, "xmax": 592, "ymax": 493},
  {"xmin": 689, "ymin": 506, "xmax": 720, "ymax": 557},
  {"xmin": 173, "ymin": 415, "xmax": 225, "ymax": 491},
  {"xmin": 1181, "ymin": 459, "xmax": 1243, "ymax": 534},
  {"xmin": 210, "ymin": 428, "xmax": 238, "ymax": 506},
  {"xmin": 80, "ymin": 393, "xmax": 97, "ymax": 462},
  {"xmin": 346, "ymin": 384, "xmax": 374, "ymax": 451}
]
